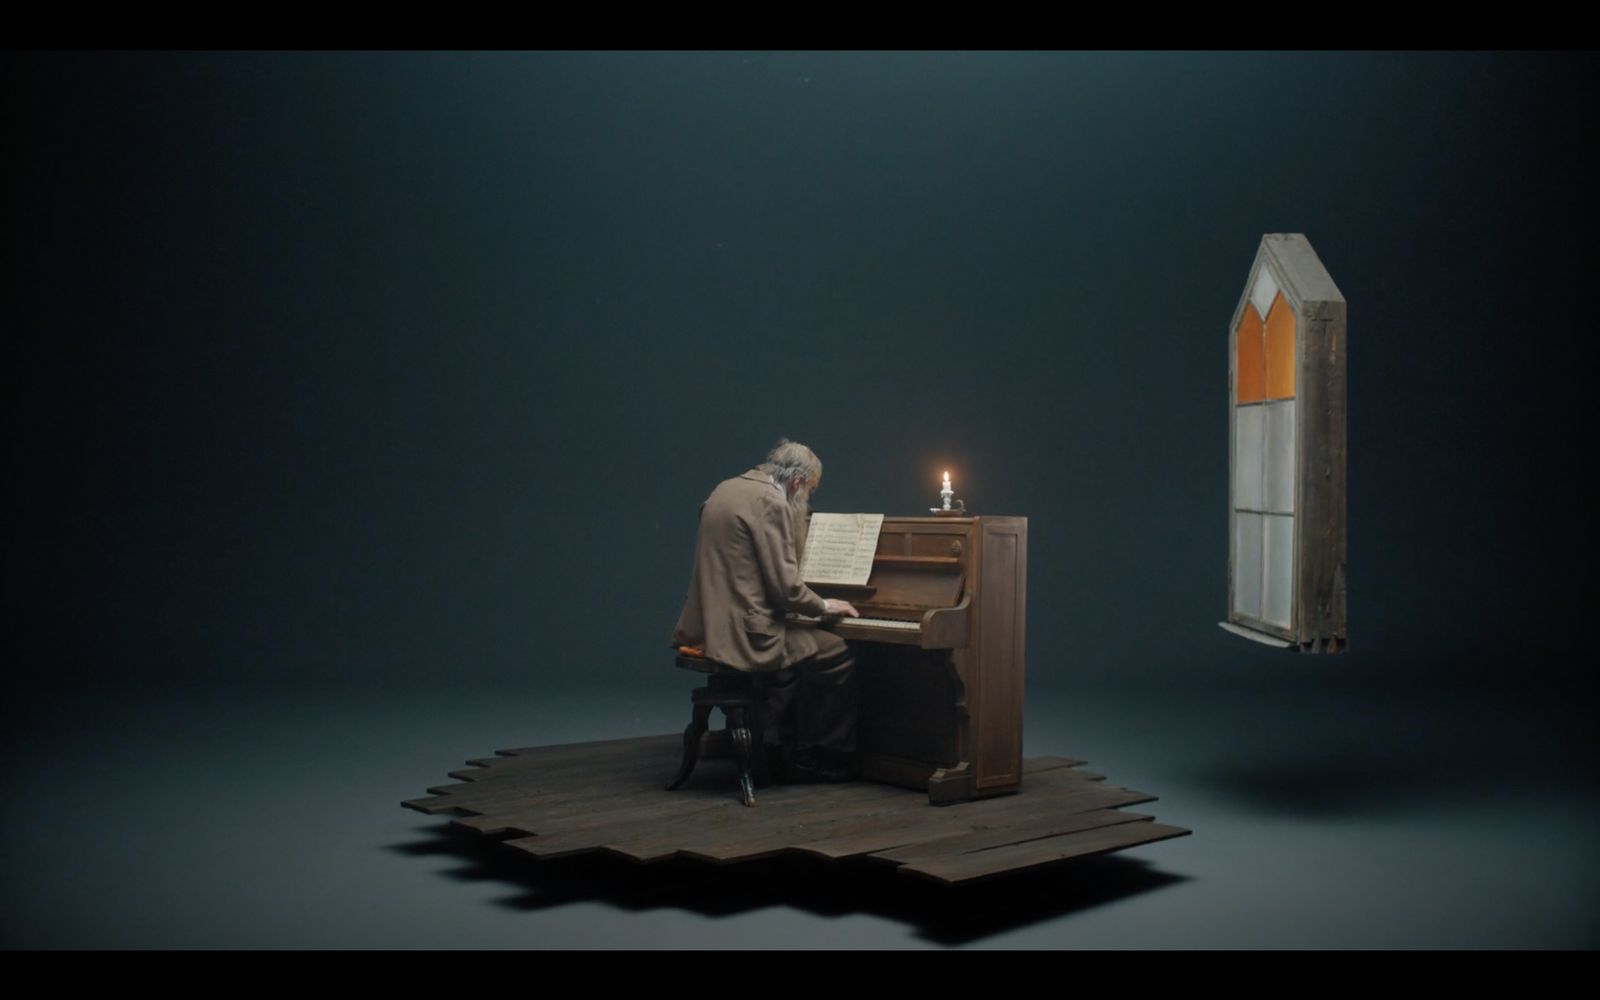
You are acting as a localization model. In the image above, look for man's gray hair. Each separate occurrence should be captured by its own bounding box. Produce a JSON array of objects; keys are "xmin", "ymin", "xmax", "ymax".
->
[{"xmin": 759, "ymin": 438, "xmax": 822, "ymax": 489}]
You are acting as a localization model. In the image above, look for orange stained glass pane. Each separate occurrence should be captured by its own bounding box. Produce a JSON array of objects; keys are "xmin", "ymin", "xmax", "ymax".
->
[
  {"xmin": 1235, "ymin": 304, "xmax": 1265, "ymax": 403},
  {"xmin": 1265, "ymin": 292, "xmax": 1297, "ymax": 399}
]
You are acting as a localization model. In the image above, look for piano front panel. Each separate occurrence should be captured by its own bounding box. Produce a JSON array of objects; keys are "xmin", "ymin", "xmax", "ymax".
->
[
  {"xmin": 875, "ymin": 520, "xmax": 970, "ymax": 563},
  {"xmin": 836, "ymin": 565, "xmax": 961, "ymax": 621},
  {"xmin": 855, "ymin": 643, "xmax": 959, "ymax": 768}
]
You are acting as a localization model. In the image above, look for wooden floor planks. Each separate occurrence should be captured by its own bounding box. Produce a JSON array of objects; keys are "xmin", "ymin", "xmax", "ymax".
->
[{"xmin": 404, "ymin": 733, "xmax": 1189, "ymax": 886}]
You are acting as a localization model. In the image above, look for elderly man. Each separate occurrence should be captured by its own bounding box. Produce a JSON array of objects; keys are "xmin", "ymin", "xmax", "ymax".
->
[{"xmin": 671, "ymin": 439, "xmax": 860, "ymax": 782}]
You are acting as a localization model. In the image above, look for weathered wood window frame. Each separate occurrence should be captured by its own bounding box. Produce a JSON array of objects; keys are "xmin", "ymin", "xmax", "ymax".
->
[{"xmin": 1221, "ymin": 234, "xmax": 1347, "ymax": 653}]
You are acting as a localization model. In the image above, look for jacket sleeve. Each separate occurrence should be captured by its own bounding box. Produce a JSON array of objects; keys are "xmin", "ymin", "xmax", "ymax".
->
[{"xmin": 750, "ymin": 495, "xmax": 829, "ymax": 617}]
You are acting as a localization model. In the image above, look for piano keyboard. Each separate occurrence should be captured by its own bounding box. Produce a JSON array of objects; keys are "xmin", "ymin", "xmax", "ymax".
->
[
  {"xmin": 849, "ymin": 617, "xmax": 921, "ymax": 631},
  {"xmin": 790, "ymin": 614, "xmax": 921, "ymax": 632}
]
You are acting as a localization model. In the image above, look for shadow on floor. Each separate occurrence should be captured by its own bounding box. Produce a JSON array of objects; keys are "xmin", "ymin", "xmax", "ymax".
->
[
  {"xmin": 1177, "ymin": 692, "xmax": 1600, "ymax": 820},
  {"xmin": 392, "ymin": 823, "xmax": 1189, "ymax": 946}
]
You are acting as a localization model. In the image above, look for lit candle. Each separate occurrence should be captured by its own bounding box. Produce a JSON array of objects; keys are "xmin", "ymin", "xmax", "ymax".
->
[{"xmin": 943, "ymin": 471, "xmax": 951, "ymax": 490}]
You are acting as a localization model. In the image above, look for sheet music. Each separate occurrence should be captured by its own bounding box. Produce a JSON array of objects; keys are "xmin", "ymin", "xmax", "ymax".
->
[{"xmin": 800, "ymin": 513, "xmax": 884, "ymax": 586}]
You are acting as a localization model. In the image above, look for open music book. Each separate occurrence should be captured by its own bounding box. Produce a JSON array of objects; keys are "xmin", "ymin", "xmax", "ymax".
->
[{"xmin": 800, "ymin": 512, "xmax": 884, "ymax": 586}]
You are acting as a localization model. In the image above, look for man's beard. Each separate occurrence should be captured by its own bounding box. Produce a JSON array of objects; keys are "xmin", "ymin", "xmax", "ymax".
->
[{"xmin": 789, "ymin": 482, "xmax": 814, "ymax": 562}]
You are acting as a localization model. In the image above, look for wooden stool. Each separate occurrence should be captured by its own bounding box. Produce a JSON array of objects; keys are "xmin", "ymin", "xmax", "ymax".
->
[{"xmin": 666, "ymin": 647, "xmax": 769, "ymax": 806}]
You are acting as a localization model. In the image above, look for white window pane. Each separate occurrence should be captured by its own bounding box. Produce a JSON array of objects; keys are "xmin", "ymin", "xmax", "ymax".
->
[
  {"xmin": 1250, "ymin": 264, "xmax": 1280, "ymax": 323},
  {"xmin": 1264, "ymin": 514, "xmax": 1295, "ymax": 628},
  {"xmin": 1234, "ymin": 405, "xmax": 1264, "ymax": 511},
  {"xmin": 1266, "ymin": 400, "xmax": 1296, "ymax": 514},
  {"xmin": 1233, "ymin": 513, "xmax": 1263, "ymax": 619}
]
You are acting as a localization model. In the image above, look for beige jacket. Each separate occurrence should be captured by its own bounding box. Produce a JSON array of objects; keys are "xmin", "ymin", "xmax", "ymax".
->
[{"xmin": 671, "ymin": 470, "xmax": 830, "ymax": 671}]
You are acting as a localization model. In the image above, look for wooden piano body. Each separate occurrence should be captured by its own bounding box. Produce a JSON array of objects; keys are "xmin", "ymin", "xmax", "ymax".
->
[{"xmin": 803, "ymin": 515, "xmax": 1027, "ymax": 804}]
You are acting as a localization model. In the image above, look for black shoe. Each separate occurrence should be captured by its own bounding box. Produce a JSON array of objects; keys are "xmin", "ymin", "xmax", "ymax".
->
[
  {"xmin": 761, "ymin": 744, "xmax": 788, "ymax": 785},
  {"xmin": 786, "ymin": 746, "xmax": 856, "ymax": 783}
]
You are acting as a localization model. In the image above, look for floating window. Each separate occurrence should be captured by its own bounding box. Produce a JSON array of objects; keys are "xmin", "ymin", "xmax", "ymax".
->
[{"xmin": 1223, "ymin": 234, "xmax": 1347, "ymax": 653}]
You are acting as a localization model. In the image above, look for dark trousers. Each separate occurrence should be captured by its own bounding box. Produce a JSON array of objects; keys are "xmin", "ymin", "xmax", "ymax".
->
[{"xmin": 761, "ymin": 643, "xmax": 857, "ymax": 753}]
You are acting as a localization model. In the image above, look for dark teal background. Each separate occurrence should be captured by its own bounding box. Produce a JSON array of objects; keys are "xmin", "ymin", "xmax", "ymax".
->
[
  {"xmin": 12, "ymin": 52, "xmax": 1589, "ymax": 696},
  {"xmin": 5, "ymin": 52, "xmax": 1595, "ymax": 950}
]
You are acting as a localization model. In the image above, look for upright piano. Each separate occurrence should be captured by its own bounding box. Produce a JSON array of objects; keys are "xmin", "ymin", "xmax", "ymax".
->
[{"xmin": 799, "ymin": 515, "xmax": 1027, "ymax": 804}]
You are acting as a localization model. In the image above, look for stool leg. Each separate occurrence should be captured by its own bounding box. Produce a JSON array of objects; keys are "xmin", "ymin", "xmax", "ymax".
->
[
  {"xmin": 667, "ymin": 701, "xmax": 714, "ymax": 791},
  {"xmin": 726, "ymin": 703, "xmax": 758, "ymax": 807}
]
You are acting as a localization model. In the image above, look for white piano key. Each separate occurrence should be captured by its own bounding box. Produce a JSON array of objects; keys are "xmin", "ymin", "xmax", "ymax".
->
[
  {"xmin": 850, "ymin": 618, "xmax": 921, "ymax": 630},
  {"xmin": 788, "ymin": 614, "xmax": 922, "ymax": 631}
]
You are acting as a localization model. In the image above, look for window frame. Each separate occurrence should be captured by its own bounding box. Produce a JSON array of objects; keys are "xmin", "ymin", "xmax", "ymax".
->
[{"xmin": 1224, "ymin": 234, "xmax": 1347, "ymax": 653}]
